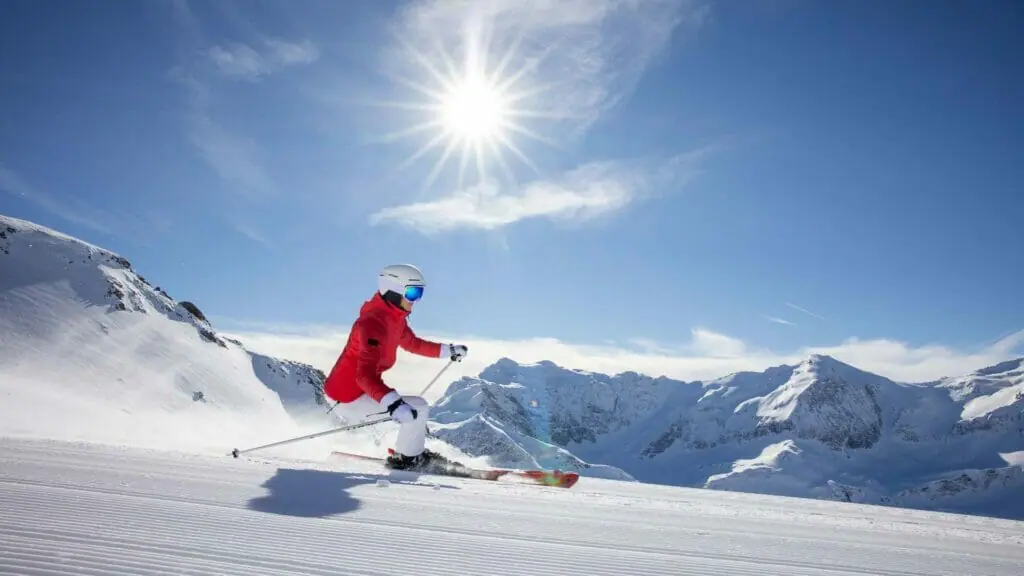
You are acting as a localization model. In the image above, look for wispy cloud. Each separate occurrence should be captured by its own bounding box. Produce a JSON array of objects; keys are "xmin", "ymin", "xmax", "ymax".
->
[
  {"xmin": 786, "ymin": 302, "xmax": 827, "ymax": 322},
  {"xmin": 207, "ymin": 39, "xmax": 319, "ymax": 81},
  {"xmin": 0, "ymin": 165, "xmax": 113, "ymax": 235},
  {"xmin": 761, "ymin": 315, "xmax": 797, "ymax": 326},
  {"xmin": 369, "ymin": 160, "xmax": 634, "ymax": 232},
  {"xmin": 219, "ymin": 320, "xmax": 1024, "ymax": 401},
  {"xmin": 0, "ymin": 164, "xmax": 169, "ymax": 241},
  {"xmin": 172, "ymin": 37, "xmax": 318, "ymax": 200},
  {"xmin": 369, "ymin": 146, "xmax": 713, "ymax": 233},
  {"xmin": 185, "ymin": 107, "xmax": 277, "ymax": 201},
  {"xmin": 227, "ymin": 217, "xmax": 276, "ymax": 250},
  {"xmin": 167, "ymin": 2, "xmax": 319, "ymax": 242},
  {"xmin": 265, "ymin": 39, "xmax": 320, "ymax": 66},
  {"xmin": 386, "ymin": 0, "xmax": 711, "ymax": 137}
]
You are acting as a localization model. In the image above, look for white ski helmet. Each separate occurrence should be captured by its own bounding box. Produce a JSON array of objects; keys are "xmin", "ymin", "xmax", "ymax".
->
[{"xmin": 378, "ymin": 263, "xmax": 426, "ymax": 301}]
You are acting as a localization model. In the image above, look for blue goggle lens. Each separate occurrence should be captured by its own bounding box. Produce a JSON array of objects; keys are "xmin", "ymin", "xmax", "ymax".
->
[{"xmin": 404, "ymin": 285, "xmax": 424, "ymax": 301}]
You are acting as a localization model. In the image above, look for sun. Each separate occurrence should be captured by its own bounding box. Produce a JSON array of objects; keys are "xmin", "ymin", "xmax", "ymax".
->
[
  {"xmin": 373, "ymin": 25, "xmax": 557, "ymax": 190},
  {"xmin": 439, "ymin": 74, "xmax": 508, "ymax": 144}
]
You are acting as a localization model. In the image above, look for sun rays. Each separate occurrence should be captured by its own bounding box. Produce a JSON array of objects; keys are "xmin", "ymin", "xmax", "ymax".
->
[{"xmin": 374, "ymin": 20, "xmax": 558, "ymax": 191}]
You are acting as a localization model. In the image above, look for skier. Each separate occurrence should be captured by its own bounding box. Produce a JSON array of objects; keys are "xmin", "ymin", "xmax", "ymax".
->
[{"xmin": 323, "ymin": 263, "xmax": 469, "ymax": 473}]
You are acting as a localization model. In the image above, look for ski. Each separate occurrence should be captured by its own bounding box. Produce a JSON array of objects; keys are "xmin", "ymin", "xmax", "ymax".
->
[{"xmin": 330, "ymin": 448, "xmax": 580, "ymax": 489}]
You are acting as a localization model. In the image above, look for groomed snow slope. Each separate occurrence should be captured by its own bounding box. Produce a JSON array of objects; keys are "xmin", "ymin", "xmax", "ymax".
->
[{"xmin": 2, "ymin": 437, "xmax": 1023, "ymax": 576}]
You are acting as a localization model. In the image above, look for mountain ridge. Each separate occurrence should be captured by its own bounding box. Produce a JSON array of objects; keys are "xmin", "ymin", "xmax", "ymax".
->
[{"xmin": 431, "ymin": 352, "xmax": 1024, "ymax": 518}]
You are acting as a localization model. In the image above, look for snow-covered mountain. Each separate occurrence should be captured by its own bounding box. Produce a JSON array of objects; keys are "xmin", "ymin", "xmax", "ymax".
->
[
  {"xmin": 431, "ymin": 354, "xmax": 1024, "ymax": 518},
  {"xmin": 0, "ymin": 214, "xmax": 339, "ymax": 455}
]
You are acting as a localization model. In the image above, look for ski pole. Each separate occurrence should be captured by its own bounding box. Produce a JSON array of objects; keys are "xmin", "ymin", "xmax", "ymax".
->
[
  {"xmin": 230, "ymin": 416, "xmax": 391, "ymax": 458},
  {"xmin": 231, "ymin": 360, "xmax": 457, "ymax": 457},
  {"xmin": 419, "ymin": 357, "xmax": 455, "ymax": 397}
]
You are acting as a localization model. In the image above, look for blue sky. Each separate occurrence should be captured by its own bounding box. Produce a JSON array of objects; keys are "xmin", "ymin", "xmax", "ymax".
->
[{"xmin": 1, "ymin": 0, "xmax": 1022, "ymax": 383}]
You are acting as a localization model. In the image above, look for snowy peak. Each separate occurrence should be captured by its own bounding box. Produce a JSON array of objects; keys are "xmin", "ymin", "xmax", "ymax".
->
[
  {"xmin": 797, "ymin": 353, "xmax": 892, "ymax": 386},
  {"xmin": 756, "ymin": 354, "xmax": 886, "ymax": 449},
  {"xmin": 478, "ymin": 356, "xmax": 559, "ymax": 383},
  {"xmin": 1, "ymin": 214, "xmax": 333, "ymax": 451},
  {"xmin": 941, "ymin": 357, "xmax": 1023, "ymax": 401},
  {"xmin": 477, "ymin": 357, "xmax": 611, "ymax": 393},
  {"xmin": 637, "ymin": 356, "xmax": 891, "ymax": 459},
  {"xmin": 1, "ymin": 214, "xmax": 225, "ymax": 347},
  {"xmin": 948, "ymin": 369, "xmax": 1024, "ymax": 435},
  {"xmin": 929, "ymin": 354, "xmax": 1023, "ymax": 435},
  {"xmin": 2, "ymin": 214, "xmax": 119, "ymax": 258},
  {"xmin": 437, "ymin": 357, "xmax": 680, "ymax": 447}
]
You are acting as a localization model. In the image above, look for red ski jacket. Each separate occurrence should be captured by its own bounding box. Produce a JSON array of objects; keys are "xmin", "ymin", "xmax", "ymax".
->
[{"xmin": 323, "ymin": 292, "xmax": 442, "ymax": 404}]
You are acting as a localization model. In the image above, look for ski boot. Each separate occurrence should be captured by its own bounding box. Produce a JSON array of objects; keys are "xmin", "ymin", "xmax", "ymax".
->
[{"xmin": 385, "ymin": 449, "xmax": 471, "ymax": 478}]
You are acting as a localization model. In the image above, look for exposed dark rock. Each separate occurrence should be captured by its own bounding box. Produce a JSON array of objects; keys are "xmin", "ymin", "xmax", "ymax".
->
[
  {"xmin": 180, "ymin": 301, "xmax": 207, "ymax": 323},
  {"xmin": 198, "ymin": 327, "xmax": 227, "ymax": 348}
]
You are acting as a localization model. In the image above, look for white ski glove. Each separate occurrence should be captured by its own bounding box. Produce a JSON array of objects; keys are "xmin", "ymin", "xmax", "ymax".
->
[
  {"xmin": 379, "ymin": 390, "xmax": 418, "ymax": 423},
  {"xmin": 441, "ymin": 343, "xmax": 468, "ymax": 362}
]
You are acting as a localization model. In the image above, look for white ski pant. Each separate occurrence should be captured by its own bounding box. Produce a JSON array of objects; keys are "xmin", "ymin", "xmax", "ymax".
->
[{"xmin": 333, "ymin": 394, "xmax": 430, "ymax": 457}]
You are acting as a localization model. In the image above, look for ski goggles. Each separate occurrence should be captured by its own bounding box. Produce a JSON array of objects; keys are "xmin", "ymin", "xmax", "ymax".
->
[{"xmin": 404, "ymin": 284, "xmax": 425, "ymax": 302}]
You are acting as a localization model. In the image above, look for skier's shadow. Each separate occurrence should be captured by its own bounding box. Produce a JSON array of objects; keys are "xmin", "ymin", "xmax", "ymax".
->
[{"xmin": 247, "ymin": 468, "xmax": 459, "ymax": 518}]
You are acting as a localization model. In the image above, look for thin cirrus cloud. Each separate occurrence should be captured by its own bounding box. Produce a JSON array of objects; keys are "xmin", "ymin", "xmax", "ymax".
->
[
  {"xmin": 207, "ymin": 39, "xmax": 320, "ymax": 82},
  {"xmin": 0, "ymin": 165, "xmax": 115, "ymax": 236},
  {"xmin": 761, "ymin": 315, "xmax": 797, "ymax": 327},
  {"xmin": 172, "ymin": 37, "xmax": 319, "ymax": 200},
  {"xmin": 167, "ymin": 2, "xmax": 320, "ymax": 242},
  {"xmin": 368, "ymin": 159, "xmax": 637, "ymax": 233},
  {"xmin": 786, "ymin": 302, "xmax": 828, "ymax": 322},
  {"xmin": 0, "ymin": 164, "xmax": 170, "ymax": 242},
  {"xmin": 219, "ymin": 320, "xmax": 1024, "ymax": 403}
]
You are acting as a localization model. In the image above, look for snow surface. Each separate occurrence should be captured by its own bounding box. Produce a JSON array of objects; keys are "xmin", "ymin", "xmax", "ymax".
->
[{"xmin": 2, "ymin": 437, "xmax": 1023, "ymax": 576}]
